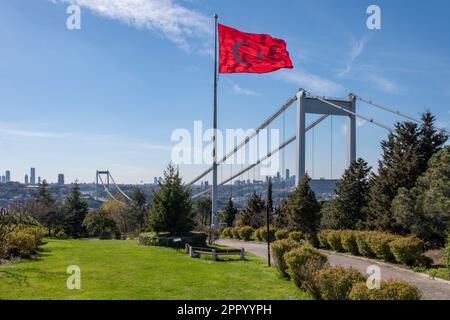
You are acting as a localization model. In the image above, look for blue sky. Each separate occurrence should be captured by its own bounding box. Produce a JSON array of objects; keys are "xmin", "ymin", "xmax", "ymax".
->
[{"xmin": 0, "ymin": 0, "xmax": 449, "ymax": 184}]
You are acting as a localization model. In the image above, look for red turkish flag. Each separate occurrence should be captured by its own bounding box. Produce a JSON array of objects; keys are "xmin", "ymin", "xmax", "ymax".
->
[{"xmin": 219, "ymin": 24, "xmax": 293, "ymax": 74}]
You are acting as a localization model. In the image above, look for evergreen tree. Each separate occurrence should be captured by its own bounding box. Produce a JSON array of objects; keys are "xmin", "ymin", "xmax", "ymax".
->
[
  {"xmin": 64, "ymin": 182, "xmax": 89, "ymax": 238},
  {"xmin": 34, "ymin": 180, "xmax": 57, "ymax": 235},
  {"xmin": 129, "ymin": 188, "xmax": 147, "ymax": 230},
  {"xmin": 146, "ymin": 164, "xmax": 195, "ymax": 235},
  {"xmin": 194, "ymin": 198, "xmax": 212, "ymax": 227},
  {"xmin": 286, "ymin": 174, "xmax": 321, "ymax": 238},
  {"xmin": 240, "ymin": 192, "xmax": 266, "ymax": 228},
  {"xmin": 273, "ymin": 200, "xmax": 289, "ymax": 229},
  {"xmin": 392, "ymin": 146, "xmax": 450, "ymax": 246},
  {"xmin": 327, "ymin": 158, "xmax": 371, "ymax": 230},
  {"xmin": 366, "ymin": 114, "xmax": 447, "ymax": 232},
  {"xmin": 222, "ymin": 198, "xmax": 237, "ymax": 227}
]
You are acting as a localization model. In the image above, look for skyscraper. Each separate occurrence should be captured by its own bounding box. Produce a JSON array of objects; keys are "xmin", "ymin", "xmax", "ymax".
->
[
  {"xmin": 58, "ymin": 174, "xmax": 65, "ymax": 185},
  {"xmin": 25, "ymin": 174, "xmax": 29, "ymax": 185},
  {"xmin": 285, "ymin": 169, "xmax": 290, "ymax": 181},
  {"xmin": 30, "ymin": 168, "xmax": 36, "ymax": 185},
  {"xmin": 38, "ymin": 176, "xmax": 41, "ymax": 185},
  {"xmin": 5, "ymin": 170, "xmax": 10, "ymax": 183}
]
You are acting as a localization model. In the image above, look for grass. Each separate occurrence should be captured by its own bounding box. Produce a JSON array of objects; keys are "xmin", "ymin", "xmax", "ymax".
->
[
  {"xmin": 413, "ymin": 266, "xmax": 450, "ymax": 281},
  {"xmin": 0, "ymin": 239, "xmax": 308, "ymax": 300}
]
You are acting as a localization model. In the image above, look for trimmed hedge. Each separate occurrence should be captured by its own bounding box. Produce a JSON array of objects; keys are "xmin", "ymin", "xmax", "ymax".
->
[
  {"xmin": 138, "ymin": 232, "xmax": 207, "ymax": 248},
  {"xmin": 275, "ymin": 229, "xmax": 289, "ymax": 240},
  {"xmin": 288, "ymin": 231, "xmax": 303, "ymax": 243},
  {"xmin": 285, "ymin": 245, "xmax": 329, "ymax": 299},
  {"xmin": 271, "ymin": 239, "xmax": 301, "ymax": 278},
  {"xmin": 317, "ymin": 230, "xmax": 425, "ymax": 267},
  {"xmin": 349, "ymin": 280, "xmax": 421, "ymax": 300},
  {"xmin": 255, "ymin": 226, "xmax": 276, "ymax": 242},
  {"xmin": 327, "ymin": 230, "xmax": 343, "ymax": 252},
  {"xmin": 315, "ymin": 266, "xmax": 365, "ymax": 300},
  {"xmin": 238, "ymin": 226, "xmax": 255, "ymax": 241},
  {"xmin": 389, "ymin": 236, "xmax": 424, "ymax": 266},
  {"xmin": 340, "ymin": 230, "xmax": 359, "ymax": 255}
]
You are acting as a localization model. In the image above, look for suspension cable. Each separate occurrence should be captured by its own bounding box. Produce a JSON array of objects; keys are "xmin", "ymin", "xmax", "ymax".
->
[
  {"xmin": 354, "ymin": 94, "xmax": 449, "ymax": 134},
  {"xmin": 188, "ymin": 94, "xmax": 298, "ymax": 186},
  {"xmin": 98, "ymin": 175, "xmax": 123, "ymax": 203},
  {"xmin": 108, "ymin": 173, "xmax": 132, "ymax": 202},
  {"xmin": 308, "ymin": 94, "xmax": 394, "ymax": 132},
  {"xmin": 192, "ymin": 115, "xmax": 329, "ymax": 199}
]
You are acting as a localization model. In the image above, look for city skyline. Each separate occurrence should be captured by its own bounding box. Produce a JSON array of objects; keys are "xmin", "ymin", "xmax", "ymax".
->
[{"xmin": 0, "ymin": 1, "xmax": 449, "ymax": 184}]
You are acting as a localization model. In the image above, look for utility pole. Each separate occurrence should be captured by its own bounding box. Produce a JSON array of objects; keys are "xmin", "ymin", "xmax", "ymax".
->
[{"xmin": 211, "ymin": 14, "xmax": 219, "ymax": 230}]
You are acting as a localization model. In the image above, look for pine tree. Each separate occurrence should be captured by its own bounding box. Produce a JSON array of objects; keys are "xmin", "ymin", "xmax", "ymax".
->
[
  {"xmin": 286, "ymin": 174, "xmax": 321, "ymax": 238},
  {"xmin": 240, "ymin": 192, "xmax": 266, "ymax": 228},
  {"xmin": 34, "ymin": 180, "xmax": 57, "ymax": 235},
  {"xmin": 366, "ymin": 114, "xmax": 447, "ymax": 232},
  {"xmin": 64, "ymin": 181, "xmax": 89, "ymax": 238},
  {"xmin": 129, "ymin": 188, "xmax": 147, "ymax": 230},
  {"xmin": 194, "ymin": 198, "xmax": 212, "ymax": 227},
  {"xmin": 392, "ymin": 146, "xmax": 450, "ymax": 246},
  {"xmin": 222, "ymin": 198, "xmax": 237, "ymax": 227},
  {"xmin": 146, "ymin": 164, "xmax": 195, "ymax": 235},
  {"xmin": 327, "ymin": 158, "xmax": 371, "ymax": 230},
  {"xmin": 273, "ymin": 200, "xmax": 289, "ymax": 229}
]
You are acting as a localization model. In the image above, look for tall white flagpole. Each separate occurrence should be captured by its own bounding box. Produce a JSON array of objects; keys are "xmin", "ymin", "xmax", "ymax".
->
[{"xmin": 211, "ymin": 14, "xmax": 219, "ymax": 230}]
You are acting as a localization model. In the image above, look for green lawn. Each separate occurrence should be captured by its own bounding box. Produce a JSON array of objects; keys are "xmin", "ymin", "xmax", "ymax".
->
[{"xmin": 0, "ymin": 239, "xmax": 308, "ymax": 300}]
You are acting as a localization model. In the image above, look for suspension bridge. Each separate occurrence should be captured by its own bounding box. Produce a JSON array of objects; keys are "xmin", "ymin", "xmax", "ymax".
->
[{"xmin": 94, "ymin": 88, "xmax": 448, "ymax": 228}]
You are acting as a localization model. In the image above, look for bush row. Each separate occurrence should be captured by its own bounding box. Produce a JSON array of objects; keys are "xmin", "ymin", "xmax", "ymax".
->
[
  {"xmin": 138, "ymin": 232, "xmax": 207, "ymax": 248},
  {"xmin": 318, "ymin": 230, "xmax": 425, "ymax": 266},
  {"xmin": 221, "ymin": 226, "xmax": 305, "ymax": 243},
  {"xmin": 271, "ymin": 239, "xmax": 421, "ymax": 300},
  {"xmin": 0, "ymin": 225, "xmax": 46, "ymax": 259}
]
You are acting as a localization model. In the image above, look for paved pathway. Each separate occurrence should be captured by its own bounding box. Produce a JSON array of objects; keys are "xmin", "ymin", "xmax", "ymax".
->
[{"xmin": 217, "ymin": 239, "xmax": 450, "ymax": 300}]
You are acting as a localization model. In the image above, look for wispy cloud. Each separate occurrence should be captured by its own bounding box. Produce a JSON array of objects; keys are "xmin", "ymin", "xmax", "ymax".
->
[
  {"xmin": 0, "ymin": 123, "xmax": 171, "ymax": 151},
  {"xmin": 226, "ymin": 79, "xmax": 260, "ymax": 96},
  {"xmin": 368, "ymin": 74, "xmax": 406, "ymax": 95},
  {"xmin": 341, "ymin": 118, "xmax": 367, "ymax": 135},
  {"xmin": 275, "ymin": 69, "xmax": 344, "ymax": 96},
  {"xmin": 51, "ymin": 0, "xmax": 212, "ymax": 53},
  {"xmin": 338, "ymin": 36, "xmax": 368, "ymax": 77}
]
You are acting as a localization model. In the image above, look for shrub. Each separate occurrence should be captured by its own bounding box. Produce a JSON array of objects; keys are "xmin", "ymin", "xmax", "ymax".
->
[
  {"xmin": 315, "ymin": 266, "xmax": 365, "ymax": 300},
  {"xmin": 271, "ymin": 239, "xmax": 301, "ymax": 278},
  {"xmin": 55, "ymin": 230, "xmax": 68, "ymax": 240},
  {"xmin": 2, "ymin": 225, "xmax": 45, "ymax": 258},
  {"xmin": 259, "ymin": 226, "xmax": 276, "ymax": 242},
  {"xmin": 239, "ymin": 226, "xmax": 255, "ymax": 241},
  {"xmin": 275, "ymin": 229, "xmax": 289, "ymax": 240},
  {"xmin": 327, "ymin": 230, "xmax": 343, "ymax": 252},
  {"xmin": 389, "ymin": 236, "xmax": 424, "ymax": 266},
  {"xmin": 221, "ymin": 227, "xmax": 233, "ymax": 238},
  {"xmin": 367, "ymin": 233, "xmax": 398, "ymax": 262},
  {"xmin": 253, "ymin": 228, "xmax": 262, "ymax": 241},
  {"xmin": 317, "ymin": 230, "xmax": 331, "ymax": 249},
  {"xmin": 288, "ymin": 231, "xmax": 303, "ymax": 243},
  {"xmin": 285, "ymin": 245, "xmax": 329, "ymax": 299},
  {"xmin": 340, "ymin": 230, "xmax": 359, "ymax": 255},
  {"xmin": 231, "ymin": 227, "xmax": 241, "ymax": 240},
  {"xmin": 355, "ymin": 231, "xmax": 375, "ymax": 257},
  {"xmin": 349, "ymin": 280, "xmax": 421, "ymax": 300}
]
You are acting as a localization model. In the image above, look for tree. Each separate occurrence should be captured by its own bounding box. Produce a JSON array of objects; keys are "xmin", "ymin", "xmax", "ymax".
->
[
  {"xmin": 240, "ymin": 192, "xmax": 266, "ymax": 228},
  {"xmin": 146, "ymin": 164, "xmax": 195, "ymax": 235},
  {"xmin": 222, "ymin": 198, "xmax": 237, "ymax": 227},
  {"xmin": 63, "ymin": 182, "xmax": 89, "ymax": 238},
  {"xmin": 194, "ymin": 198, "xmax": 212, "ymax": 227},
  {"xmin": 101, "ymin": 199, "xmax": 129, "ymax": 236},
  {"xmin": 83, "ymin": 208, "xmax": 119, "ymax": 240},
  {"xmin": 392, "ymin": 146, "xmax": 450, "ymax": 246},
  {"xmin": 273, "ymin": 200, "xmax": 289, "ymax": 229},
  {"xmin": 366, "ymin": 114, "xmax": 447, "ymax": 232},
  {"xmin": 129, "ymin": 188, "xmax": 148, "ymax": 230},
  {"xmin": 286, "ymin": 174, "xmax": 321, "ymax": 239},
  {"xmin": 34, "ymin": 180, "xmax": 57, "ymax": 236},
  {"xmin": 326, "ymin": 158, "xmax": 371, "ymax": 230}
]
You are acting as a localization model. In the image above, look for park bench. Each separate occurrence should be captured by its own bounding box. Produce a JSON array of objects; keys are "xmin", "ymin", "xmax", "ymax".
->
[{"xmin": 185, "ymin": 244, "xmax": 245, "ymax": 261}]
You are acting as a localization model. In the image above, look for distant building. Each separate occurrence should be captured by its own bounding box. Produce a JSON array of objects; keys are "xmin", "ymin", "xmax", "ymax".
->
[
  {"xmin": 5, "ymin": 170, "xmax": 10, "ymax": 183},
  {"xmin": 38, "ymin": 176, "xmax": 41, "ymax": 185},
  {"xmin": 1, "ymin": 176, "xmax": 5, "ymax": 183},
  {"xmin": 285, "ymin": 169, "xmax": 290, "ymax": 181},
  {"xmin": 153, "ymin": 177, "xmax": 158, "ymax": 185},
  {"xmin": 25, "ymin": 174, "xmax": 29, "ymax": 185},
  {"xmin": 58, "ymin": 174, "xmax": 65, "ymax": 185},
  {"xmin": 30, "ymin": 168, "xmax": 36, "ymax": 185}
]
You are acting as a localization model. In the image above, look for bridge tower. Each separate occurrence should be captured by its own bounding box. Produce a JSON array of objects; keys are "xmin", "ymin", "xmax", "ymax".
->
[
  {"xmin": 295, "ymin": 89, "xmax": 356, "ymax": 185},
  {"xmin": 96, "ymin": 170, "xmax": 110, "ymax": 200}
]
